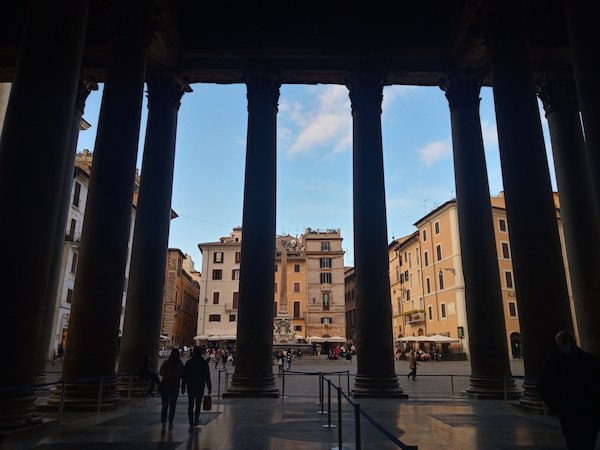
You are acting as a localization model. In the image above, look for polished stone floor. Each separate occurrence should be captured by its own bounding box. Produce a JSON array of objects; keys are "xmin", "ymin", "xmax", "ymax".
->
[{"xmin": 1, "ymin": 358, "xmax": 595, "ymax": 449}]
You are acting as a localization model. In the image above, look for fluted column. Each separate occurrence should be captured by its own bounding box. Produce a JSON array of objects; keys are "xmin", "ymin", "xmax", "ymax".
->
[
  {"xmin": 347, "ymin": 72, "xmax": 404, "ymax": 398},
  {"xmin": 537, "ymin": 73, "xmax": 600, "ymax": 359},
  {"xmin": 563, "ymin": 0, "xmax": 600, "ymax": 218},
  {"xmin": 440, "ymin": 72, "xmax": 520, "ymax": 399},
  {"xmin": 483, "ymin": 2, "xmax": 574, "ymax": 407},
  {"xmin": 118, "ymin": 70, "xmax": 191, "ymax": 384},
  {"xmin": 0, "ymin": 0, "xmax": 89, "ymax": 429},
  {"xmin": 50, "ymin": 2, "xmax": 154, "ymax": 408},
  {"xmin": 225, "ymin": 71, "xmax": 280, "ymax": 397}
]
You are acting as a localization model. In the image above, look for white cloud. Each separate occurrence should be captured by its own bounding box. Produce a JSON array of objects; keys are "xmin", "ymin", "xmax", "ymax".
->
[
  {"xmin": 481, "ymin": 120, "xmax": 498, "ymax": 150},
  {"xmin": 417, "ymin": 139, "xmax": 452, "ymax": 166}
]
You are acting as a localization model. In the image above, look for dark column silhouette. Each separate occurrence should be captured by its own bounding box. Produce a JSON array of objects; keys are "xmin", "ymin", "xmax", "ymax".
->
[
  {"xmin": 483, "ymin": 3, "xmax": 574, "ymax": 407},
  {"xmin": 441, "ymin": 71, "xmax": 520, "ymax": 399},
  {"xmin": 0, "ymin": 0, "xmax": 89, "ymax": 428},
  {"xmin": 50, "ymin": 3, "xmax": 154, "ymax": 408},
  {"xmin": 225, "ymin": 71, "xmax": 281, "ymax": 397},
  {"xmin": 537, "ymin": 73, "xmax": 600, "ymax": 359},
  {"xmin": 563, "ymin": 0, "xmax": 600, "ymax": 221},
  {"xmin": 347, "ymin": 72, "xmax": 404, "ymax": 398},
  {"xmin": 118, "ymin": 70, "xmax": 191, "ymax": 385}
]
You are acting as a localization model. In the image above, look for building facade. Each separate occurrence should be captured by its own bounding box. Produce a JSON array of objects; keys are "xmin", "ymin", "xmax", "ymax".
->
[
  {"xmin": 161, "ymin": 249, "xmax": 200, "ymax": 348},
  {"xmin": 196, "ymin": 228, "xmax": 346, "ymax": 349}
]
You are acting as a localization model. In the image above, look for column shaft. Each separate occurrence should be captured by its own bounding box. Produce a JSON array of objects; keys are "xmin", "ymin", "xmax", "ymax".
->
[
  {"xmin": 484, "ymin": 4, "xmax": 574, "ymax": 406},
  {"xmin": 347, "ymin": 72, "xmax": 403, "ymax": 398},
  {"xmin": 0, "ymin": 0, "xmax": 89, "ymax": 428},
  {"xmin": 119, "ymin": 71, "xmax": 190, "ymax": 380},
  {"xmin": 563, "ymin": 0, "xmax": 600, "ymax": 217},
  {"xmin": 225, "ymin": 71, "xmax": 280, "ymax": 397},
  {"xmin": 441, "ymin": 72, "xmax": 519, "ymax": 399},
  {"xmin": 537, "ymin": 74, "xmax": 600, "ymax": 358},
  {"xmin": 54, "ymin": 5, "xmax": 152, "ymax": 406}
]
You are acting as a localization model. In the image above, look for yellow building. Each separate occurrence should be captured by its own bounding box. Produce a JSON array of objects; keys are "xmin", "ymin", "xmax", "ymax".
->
[{"xmin": 391, "ymin": 193, "xmax": 567, "ymax": 360}]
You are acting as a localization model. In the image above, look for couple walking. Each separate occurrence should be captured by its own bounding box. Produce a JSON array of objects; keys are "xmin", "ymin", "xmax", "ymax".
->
[{"xmin": 160, "ymin": 347, "xmax": 212, "ymax": 433}]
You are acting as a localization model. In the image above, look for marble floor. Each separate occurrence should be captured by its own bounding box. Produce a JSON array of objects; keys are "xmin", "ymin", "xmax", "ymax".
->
[{"xmin": 0, "ymin": 359, "xmax": 594, "ymax": 449}]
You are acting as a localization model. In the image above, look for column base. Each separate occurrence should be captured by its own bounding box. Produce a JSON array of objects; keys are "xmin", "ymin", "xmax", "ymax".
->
[
  {"xmin": 351, "ymin": 375, "xmax": 407, "ymax": 398},
  {"xmin": 45, "ymin": 379, "xmax": 121, "ymax": 411},
  {"xmin": 116, "ymin": 375, "xmax": 155, "ymax": 398},
  {"xmin": 514, "ymin": 379, "xmax": 544, "ymax": 413},
  {"xmin": 464, "ymin": 376, "xmax": 521, "ymax": 399},
  {"xmin": 223, "ymin": 374, "xmax": 279, "ymax": 398},
  {"xmin": 0, "ymin": 389, "xmax": 42, "ymax": 430}
]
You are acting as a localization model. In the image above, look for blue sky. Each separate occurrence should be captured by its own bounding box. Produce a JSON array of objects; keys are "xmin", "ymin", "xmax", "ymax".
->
[{"xmin": 76, "ymin": 83, "xmax": 555, "ymax": 268}]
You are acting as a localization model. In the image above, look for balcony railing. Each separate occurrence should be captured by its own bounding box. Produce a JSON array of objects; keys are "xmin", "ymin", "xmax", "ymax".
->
[{"xmin": 405, "ymin": 312, "xmax": 425, "ymax": 324}]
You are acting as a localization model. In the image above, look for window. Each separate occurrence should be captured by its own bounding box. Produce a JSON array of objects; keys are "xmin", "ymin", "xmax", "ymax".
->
[
  {"xmin": 419, "ymin": 297, "xmax": 424, "ymax": 310},
  {"xmin": 70, "ymin": 252, "xmax": 78, "ymax": 274},
  {"xmin": 505, "ymin": 271, "xmax": 514, "ymax": 289},
  {"xmin": 235, "ymin": 252, "xmax": 241, "ymax": 263},
  {"xmin": 424, "ymin": 251, "xmax": 429, "ymax": 267},
  {"xmin": 209, "ymin": 314, "xmax": 221, "ymax": 322},
  {"xmin": 321, "ymin": 242, "xmax": 330, "ymax": 251},
  {"xmin": 232, "ymin": 269, "xmax": 240, "ymax": 280},
  {"xmin": 294, "ymin": 264, "xmax": 301, "ymax": 272},
  {"xmin": 426, "ymin": 277, "xmax": 431, "ymax": 294},
  {"xmin": 436, "ymin": 244, "xmax": 442, "ymax": 261},
  {"xmin": 73, "ymin": 182, "xmax": 81, "ymax": 208},
  {"xmin": 416, "ymin": 249, "xmax": 420, "ymax": 265},
  {"xmin": 293, "ymin": 282, "xmax": 301, "ymax": 293},
  {"xmin": 274, "ymin": 282, "xmax": 278, "ymax": 293},
  {"xmin": 395, "ymin": 266, "xmax": 400, "ymax": 282},
  {"xmin": 320, "ymin": 272, "xmax": 332, "ymax": 284},
  {"xmin": 293, "ymin": 301, "xmax": 300, "ymax": 318},
  {"xmin": 417, "ymin": 269, "xmax": 422, "ymax": 285},
  {"xmin": 409, "ymin": 273, "xmax": 414, "ymax": 288},
  {"xmin": 438, "ymin": 271, "xmax": 444, "ymax": 290},
  {"xmin": 275, "ymin": 264, "xmax": 278, "ymax": 272},
  {"xmin": 434, "ymin": 221, "xmax": 440, "ymax": 235},
  {"xmin": 66, "ymin": 288, "xmax": 73, "ymax": 304},
  {"xmin": 408, "ymin": 253, "xmax": 412, "ymax": 268},
  {"xmin": 212, "ymin": 269, "xmax": 222, "ymax": 280},
  {"xmin": 229, "ymin": 314, "xmax": 237, "ymax": 322},
  {"xmin": 232, "ymin": 292, "xmax": 239, "ymax": 309},
  {"xmin": 322, "ymin": 293, "xmax": 331, "ymax": 311},
  {"xmin": 320, "ymin": 257, "xmax": 332, "ymax": 268},
  {"xmin": 440, "ymin": 303, "xmax": 447, "ymax": 319},
  {"xmin": 499, "ymin": 218, "xmax": 507, "ymax": 232},
  {"xmin": 428, "ymin": 305, "xmax": 433, "ymax": 321},
  {"xmin": 321, "ymin": 317, "xmax": 332, "ymax": 324},
  {"xmin": 69, "ymin": 218, "xmax": 77, "ymax": 238},
  {"xmin": 273, "ymin": 302, "xmax": 277, "ymax": 317},
  {"xmin": 422, "ymin": 229, "xmax": 427, "ymax": 241},
  {"xmin": 294, "ymin": 325, "xmax": 302, "ymax": 332},
  {"xmin": 501, "ymin": 242, "xmax": 511, "ymax": 259},
  {"xmin": 406, "ymin": 289, "xmax": 410, "ymax": 301},
  {"xmin": 214, "ymin": 252, "xmax": 224, "ymax": 263},
  {"xmin": 508, "ymin": 301, "xmax": 518, "ymax": 318},
  {"xmin": 213, "ymin": 292, "xmax": 220, "ymax": 304}
]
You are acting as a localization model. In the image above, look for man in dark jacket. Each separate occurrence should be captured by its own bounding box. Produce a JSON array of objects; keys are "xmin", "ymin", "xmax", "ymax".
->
[
  {"xmin": 182, "ymin": 346, "xmax": 212, "ymax": 432},
  {"xmin": 537, "ymin": 330, "xmax": 600, "ymax": 450}
]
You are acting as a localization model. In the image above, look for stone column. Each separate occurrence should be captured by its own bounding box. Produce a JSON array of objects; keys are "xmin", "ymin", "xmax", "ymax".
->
[
  {"xmin": 483, "ymin": 3, "xmax": 574, "ymax": 407},
  {"xmin": 440, "ymin": 72, "xmax": 520, "ymax": 399},
  {"xmin": 225, "ymin": 71, "xmax": 281, "ymax": 397},
  {"xmin": 50, "ymin": 3, "xmax": 154, "ymax": 407},
  {"xmin": 563, "ymin": 0, "xmax": 600, "ymax": 217},
  {"xmin": 118, "ymin": 70, "xmax": 191, "ymax": 384},
  {"xmin": 37, "ymin": 74, "xmax": 98, "ymax": 374},
  {"xmin": 346, "ymin": 72, "xmax": 404, "ymax": 398},
  {"xmin": 537, "ymin": 73, "xmax": 600, "ymax": 359},
  {"xmin": 0, "ymin": 0, "xmax": 89, "ymax": 429}
]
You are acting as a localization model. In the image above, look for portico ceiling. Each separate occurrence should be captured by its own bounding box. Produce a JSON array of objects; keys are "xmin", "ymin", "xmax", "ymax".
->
[{"xmin": 0, "ymin": 0, "xmax": 572, "ymax": 86}]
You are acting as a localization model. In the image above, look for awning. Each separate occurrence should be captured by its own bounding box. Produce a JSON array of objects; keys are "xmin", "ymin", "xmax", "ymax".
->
[
  {"xmin": 193, "ymin": 335, "xmax": 208, "ymax": 340},
  {"xmin": 397, "ymin": 335, "xmax": 459, "ymax": 343},
  {"xmin": 160, "ymin": 335, "xmax": 169, "ymax": 341}
]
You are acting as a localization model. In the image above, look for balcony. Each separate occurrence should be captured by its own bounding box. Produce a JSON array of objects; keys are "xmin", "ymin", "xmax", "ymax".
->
[
  {"xmin": 225, "ymin": 303, "xmax": 238, "ymax": 311},
  {"xmin": 405, "ymin": 312, "xmax": 425, "ymax": 324}
]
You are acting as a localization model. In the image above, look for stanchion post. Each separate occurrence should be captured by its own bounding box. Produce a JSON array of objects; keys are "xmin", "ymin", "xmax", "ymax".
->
[
  {"xmin": 217, "ymin": 370, "xmax": 222, "ymax": 398},
  {"xmin": 354, "ymin": 403, "xmax": 361, "ymax": 450},
  {"xmin": 450, "ymin": 375, "xmax": 454, "ymax": 395},
  {"xmin": 59, "ymin": 380, "xmax": 66, "ymax": 425},
  {"xmin": 503, "ymin": 375, "xmax": 508, "ymax": 405},
  {"xmin": 318, "ymin": 372, "xmax": 323, "ymax": 405},
  {"xmin": 347, "ymin": 370, "xmax": 350, "ymax": 396},
  {"xmin": 128, "ymin": 373, "xmax": 133, "ymax": 400},
  {"xmin": 281, "ymin": 370, "xmax": 286, "ymax": 398},
  {"xmin": 97, "ymin": 376, "xmax": 104, "ymax": 413},
  {"xmin": 322, "ymin": 379, "xmax": 336, "ymax": 428},
  {"xmin": 337, "ymin": 386, "xmax": 343, "ymax": 447}
]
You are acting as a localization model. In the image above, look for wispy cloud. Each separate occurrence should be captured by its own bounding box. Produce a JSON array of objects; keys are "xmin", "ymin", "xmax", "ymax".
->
[{"xmin": 417, "ymin": 139, "xmax": 452, "ymax": 166}]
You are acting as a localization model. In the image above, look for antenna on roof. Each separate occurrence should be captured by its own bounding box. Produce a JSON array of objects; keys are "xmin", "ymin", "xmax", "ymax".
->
[{"xmin": 422, "ymin": 199, "xmax": 430, "ymax": 214}]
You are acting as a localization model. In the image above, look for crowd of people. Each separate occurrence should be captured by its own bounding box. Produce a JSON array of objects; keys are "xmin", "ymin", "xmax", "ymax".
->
[{"xmin": 394, "ymin": 346, "xmax": 441, "ymax": 362}]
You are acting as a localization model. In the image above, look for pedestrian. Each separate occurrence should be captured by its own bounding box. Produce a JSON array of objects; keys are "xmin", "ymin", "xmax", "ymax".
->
[
  {"xmin": 277, "ymin": 349, "xmax": 284, "ymax": 375},
  {"xmin": 57, "ymin": 344, "xmax": 64, "ymax": 361},
  {"xmin": 181, "ymin": 346, "xmax": 212, "ymax": 432},
  {"xmin": 159, "ymin": 348, "xmax": 184, "ymax": 434},
  {"xmin": 537, "ymin": 330, "xmax": 600, "ymax": 450},
  {"xmin": 137, "ymin": 353, "xmax": 161, "ymax": 395},
  {"xmin": 285, "ymin": 349, "xmax": 293, "ymax": 370},
  {"xmin": 407, "ymin": 350, "xmax": 418, "ymax": 380}
]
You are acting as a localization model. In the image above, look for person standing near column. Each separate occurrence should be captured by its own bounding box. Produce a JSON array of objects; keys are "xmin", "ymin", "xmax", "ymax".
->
[{"xmin": 182, "ymin": 347, "xmax": 212, "ymax": 432}]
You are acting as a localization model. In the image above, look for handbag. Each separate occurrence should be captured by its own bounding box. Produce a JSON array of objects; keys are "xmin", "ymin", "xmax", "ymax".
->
[{"xmin": 202, "ymin": 394, "xmax": 212, "ymax": 411}]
